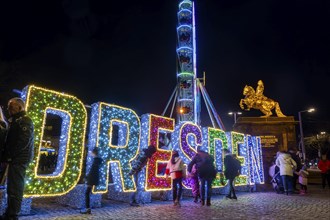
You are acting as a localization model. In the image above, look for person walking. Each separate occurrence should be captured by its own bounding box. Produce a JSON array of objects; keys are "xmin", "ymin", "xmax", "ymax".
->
[
  {"xmin": 81, "ymin": 148, "xmax": 102, "ymax": 214},
  {"xmin": 317, "ymin": 154, "xmax": 330, "ymax": 189},
  {"xmin": 188, "ymin": 146, "xmax": 216, "ymax": 206},
  {"xmin": 1, "ymin": 98, "xmax": 34, "ymax": 220},
  {"xmin": 276, "ymin": 151, "xmax": 297, "ymax": 195},
  {"xmin": 128, "ymin": 145, "xmax": 156, "ymax": 206},
  {"xmin": 165, "ymin": 150, "xmax": 184, "ymax": 207},
  {"xmin": 224, "ymin": 149, "xmax": 241, "ymax": 200}
]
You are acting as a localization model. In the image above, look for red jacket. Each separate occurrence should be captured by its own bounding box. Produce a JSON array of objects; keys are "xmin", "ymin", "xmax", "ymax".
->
[{"xmin": 318, "ymin": 159, "xmax": 330, "ymax": 173}]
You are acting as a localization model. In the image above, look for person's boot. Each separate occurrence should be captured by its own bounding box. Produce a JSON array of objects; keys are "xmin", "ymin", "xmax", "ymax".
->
[
  {"xmin": 80, "ymin": 208, "xmax": 91, "ymax": 214},
  {"xmin": 206, "ymin": 198, "xmax": 211, "ymax": 206},
  {"xmin": 201, "ymin": 199, "xmax": 205, "ymax": 206},
  {"xmin": 225, "ymin": 195, "xmax": 232, "ymax": 199},
  {"xmin": 130, "ymin": 201, "xmax": 140, "ymax": 207},
  {"xmin": 193, "ymin": 196, "xmax": 198, "ymax": 203}
]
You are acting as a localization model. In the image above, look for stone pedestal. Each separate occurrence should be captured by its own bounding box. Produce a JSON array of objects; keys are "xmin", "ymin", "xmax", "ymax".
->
[
  {"xmin": 107, "ymin": 184, "xmax": 151, "ymax": 204},
  {"xmin": 0, "ymin": 189, "xmax": 32, "ymax": 215},
  {"xmin": 56, "ymin": 184, "xmax": 102, "ymax": 209},
  {"xmin": 233, "ymin": 116, "xmax": 297, "ymax": 183}
]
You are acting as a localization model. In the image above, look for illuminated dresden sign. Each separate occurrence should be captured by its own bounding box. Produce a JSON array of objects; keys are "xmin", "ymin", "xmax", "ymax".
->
[{"xmin": 21, "ymin": 85, "xmax": 264, "ymax": 197}]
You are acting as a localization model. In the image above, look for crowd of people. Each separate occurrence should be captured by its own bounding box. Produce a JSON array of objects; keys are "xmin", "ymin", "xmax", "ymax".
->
[
  {"xmin": 269, "ymin": 145, "xmax": 330, "ymax": 196},
  {"xmin": 83, "ymin": 144, "xmax": 242, "ymax": 214},
  {"xmin": 1, "ymin": 97, "xmax": 329, "ymax": 218}
]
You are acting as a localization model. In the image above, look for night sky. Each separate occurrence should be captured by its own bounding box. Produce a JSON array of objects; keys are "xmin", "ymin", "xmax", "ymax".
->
[{"xmin": 0, "ymin": 0, "xmax": 329, "ymax": 135}]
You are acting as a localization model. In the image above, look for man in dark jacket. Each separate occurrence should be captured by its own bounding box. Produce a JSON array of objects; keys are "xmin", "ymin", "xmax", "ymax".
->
[
  {"xmin": 128, "ymin": 145, "xmax": 156, "ymax": 206},
  {"xmin": 188, "ymin": 146, "xmax": 216, "ymax": 206},
  {"xmin": 2, "ymin": 98, "xmax": 34, "ymax": 220},
  {"xmin": 224, "ymin": 149, "xmax": 241, "ymax": 200},
  {"xmin": 81, "ymin": 148, "xmax": 102, "ymax": 214}
]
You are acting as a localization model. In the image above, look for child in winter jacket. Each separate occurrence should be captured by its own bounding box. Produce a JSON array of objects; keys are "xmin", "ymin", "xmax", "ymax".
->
[
  {"xmin": 188, "ymin": 164, "xmax": 200, "ymax": 203},
  {"xmin": 295, "ymin": 166, "xmax": 309, "ymax": 194},
  {"xmin": 166, "ymin": 150, "xmax": 184, "ymax": 207}
]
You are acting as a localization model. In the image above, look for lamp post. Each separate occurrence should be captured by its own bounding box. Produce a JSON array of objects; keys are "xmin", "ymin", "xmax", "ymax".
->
[
  {"xmin": 228, "ymin": 111, "xmax": 242, "ymax": 123},
  {"xmin": 298, "ymin": 108, "xmax": 315, "ymax": 162}
]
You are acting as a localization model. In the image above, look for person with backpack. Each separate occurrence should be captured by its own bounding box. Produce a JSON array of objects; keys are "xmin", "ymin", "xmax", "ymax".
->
[
  {"xmin": 188, "ymin": 146, "xmax": 216, "ymax": 206},
  {"xmin": 224, "ymin": 149, "xmax": 241, "ymax": 200}
]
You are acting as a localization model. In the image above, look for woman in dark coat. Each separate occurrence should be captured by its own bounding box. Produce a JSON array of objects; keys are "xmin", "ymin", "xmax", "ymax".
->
[
  {"xmin": 188, "ymin": 147, "xmax": 217, "ymax": 206},
  {"xmin": 224, "ymin": 150, "xmax": 241, "ymax": 200},
  {"xmin": 81, "ymin": 148, "xmax": 102, "ymax": 214}
]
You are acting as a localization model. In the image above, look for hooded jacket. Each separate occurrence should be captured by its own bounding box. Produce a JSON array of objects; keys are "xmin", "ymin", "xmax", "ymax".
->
[
  {"xmin": 276, "ymin": 152, "xmax": 297, "ymax": 176},
  {"xmin": 224, "ymin": 154, "xmax": 241, "ymax": 180},
  {"xmin": 87, "ymin": 157, "xmax": 102, "ymax": 186},
  {"xmin": 188, "ymin": 151, "xmax": 217, "ymax": 179},
  {"xmin": 165, "ymin": 157, "xmax": 184, "ymax": 179}
]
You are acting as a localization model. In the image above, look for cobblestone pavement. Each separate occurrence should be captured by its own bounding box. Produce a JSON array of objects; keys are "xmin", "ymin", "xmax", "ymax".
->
[{"xmin": 20, "ymin": 185, "xmax": 330, "ymax": 220}]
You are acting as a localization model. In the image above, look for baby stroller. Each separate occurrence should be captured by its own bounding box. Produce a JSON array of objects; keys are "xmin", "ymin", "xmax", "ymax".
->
[{"xmin": 271, "ymin": 166, "xmax": 284, "ymax": 193}]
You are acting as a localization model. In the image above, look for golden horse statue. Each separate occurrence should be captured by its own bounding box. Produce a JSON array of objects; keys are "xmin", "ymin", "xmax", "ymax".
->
[{"xmin": 239, "ymin": 80, "xmax": 286, "ymax": 117}]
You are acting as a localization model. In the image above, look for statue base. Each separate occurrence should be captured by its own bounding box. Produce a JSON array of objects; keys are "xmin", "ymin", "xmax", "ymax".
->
[{"xmin": 233, "ymin": 116, "xmax": 297, "ymax": 183}]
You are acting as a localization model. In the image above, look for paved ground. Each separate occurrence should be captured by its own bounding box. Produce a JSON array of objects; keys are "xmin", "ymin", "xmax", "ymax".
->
[{"xmin": 21, "ymin": 185, "xmax": 330, "ymax": 220}]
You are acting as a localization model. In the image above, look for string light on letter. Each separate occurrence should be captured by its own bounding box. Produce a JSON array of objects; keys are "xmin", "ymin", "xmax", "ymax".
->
[
  {"xmin": 247, "ymin": 135, "xmax": 264, "ymax": 184},
  {"xmin": 226, "ymin": 132, "xmax": 248, "ymax": 186},
  {"xmin": 172, "ymin": 122, "xmax": 202, "ymax": 189},
  {"xmin": 202, "ymin": 127, "xmax": 228, "ymax": 188},
  {"xmin": 140, "ymin": 114, "xmax": 174, "ymax": 191},
  {"xmin": 22, "ymin": 85, "xmax": 87, "ymax": 197},
  {"xmin": 87, "ymin": 102, "xmax": 140, "ymax": 193}
]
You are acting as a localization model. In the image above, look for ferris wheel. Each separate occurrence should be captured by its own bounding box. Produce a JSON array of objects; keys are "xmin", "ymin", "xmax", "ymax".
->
[{"xmin": 163, "ymin": 0, "xmax": 225, "ymax": 130}]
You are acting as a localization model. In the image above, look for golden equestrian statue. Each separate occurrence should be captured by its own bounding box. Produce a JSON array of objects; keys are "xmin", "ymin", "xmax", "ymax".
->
[{"xmin": 239, "ymin": 80, "xmax": 286, "ymax": 117}]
